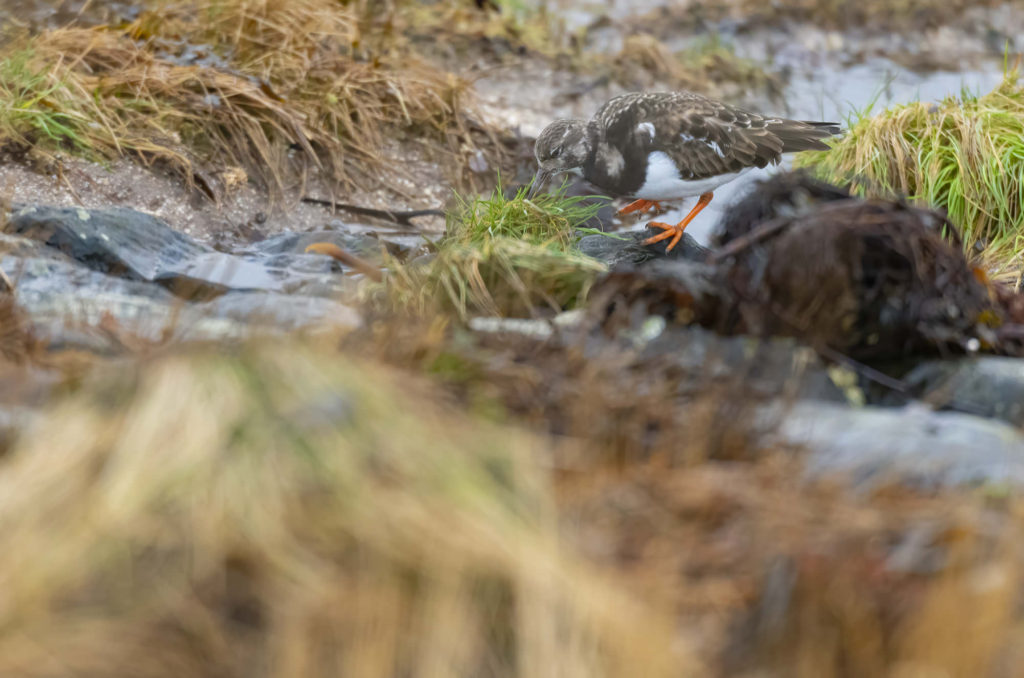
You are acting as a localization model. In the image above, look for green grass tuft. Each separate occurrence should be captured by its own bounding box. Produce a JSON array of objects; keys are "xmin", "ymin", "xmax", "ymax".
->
[
  {"xmin": 386, "ymin": 181, "xmax": 608, "ymax": 319},
  {"xmin": 449, "ymin": 180, "xmax": 606, "ymax": 248},
  {"xmin": 796, "ymin": 69, "xmax": 1024, "ymax": 280},
  {"xmin": 0, "ymin": 49, "xmax": 105, "ymax": 157}
]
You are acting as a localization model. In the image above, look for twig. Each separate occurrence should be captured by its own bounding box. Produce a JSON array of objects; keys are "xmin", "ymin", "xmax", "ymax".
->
[
  {"xmin": 815, "ymin": 345, "xmax": 907, "ymax": 393},
  {"xmin": 301, "ymin": 196, "xmax": 444, "ymax": 228},
  {"xmin": 708, "ymin": 215, "xmax": 792, "ymax": 263},
  {"xmin": 0, "ymin": 263, "xmax": 13, "ymax": 292},
  {"xmin": 305, "ymin": 242, "xmax": 384, "ymax": 282}
]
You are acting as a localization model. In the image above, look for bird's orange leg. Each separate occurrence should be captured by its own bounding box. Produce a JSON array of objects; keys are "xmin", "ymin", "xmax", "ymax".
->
[
  {"xmin": 642, "ymin": 192, "xmax": 714, "ymax": 252},
  {"xmin": 617, "ymin": 199, "xmax": 663, "ymax": 216}
]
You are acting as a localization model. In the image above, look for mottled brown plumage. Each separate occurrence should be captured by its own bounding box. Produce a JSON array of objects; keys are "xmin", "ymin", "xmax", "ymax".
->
[
  {"xmin": 532, "ymin": 91, "xmax": 840, "ymax": 251},
  {"xmin": 591, "ymin": 92, "xmax": 837, "ymax": 188}
]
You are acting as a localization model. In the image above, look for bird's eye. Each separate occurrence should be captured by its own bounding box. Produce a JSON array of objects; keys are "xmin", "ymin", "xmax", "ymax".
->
[{"xmin": 551, "ymin": 147, "xmax": 562, "ymax": 158}]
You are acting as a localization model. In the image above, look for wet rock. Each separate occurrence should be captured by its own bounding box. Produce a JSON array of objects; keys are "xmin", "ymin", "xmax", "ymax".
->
[
  {"xmin": 8, "ymin": 206, "xmax": 355, "ymax": 298},
  {"xmin": 577, "ymin": 229, "xmax": 709, "ymax": 267},
  {"xmin": 10, "ymin": 205, "xmax": 208, "ymax": 278},
  {"xmin": 631, "ymin": 325, "xmax": 847, "ymax": 403},
  {"xmin": 768, "ymin": 402, "xmax": 1024, "ymax": 488},
  {"xmin": 159, "ymin": 252, "xmax": 289, "ymax": 298},
  {"xmin": 893, "ymin": 357, "xmax": 1024, "ymax": 427},
  {"xmin": 199, "ymin": 292, "xmax": 359, "ymax": 333},
  {"xmin": 0, "ymin": 233, "xmax": 358, "ymax": 353},
  {"xmin": 2, "ymin": 233, "xmax": 183, "ymax": 351},
  {"xmin": 241, "ymin": 229, "xmax": 410, "ymax": 260},
  {"xmin": 588, "ymin": 265, "xmax": 845, "ymax": 402}
]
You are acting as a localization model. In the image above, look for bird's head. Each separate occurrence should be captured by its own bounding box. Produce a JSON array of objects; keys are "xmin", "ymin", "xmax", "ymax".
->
[{"xmin": 530, "ymin": 118, "xmax": 589, "ymax": 195}]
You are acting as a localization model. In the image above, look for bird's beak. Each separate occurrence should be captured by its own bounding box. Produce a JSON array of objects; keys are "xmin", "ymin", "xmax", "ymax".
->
[{"xmin": 528, "ymin": 168, "xmax": 552, "ymax": 198}]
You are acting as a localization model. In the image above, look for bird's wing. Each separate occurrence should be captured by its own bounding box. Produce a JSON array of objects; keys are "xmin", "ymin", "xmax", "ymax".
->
[{"xmin": 595, "ymin": 92, "xmax": 786, "ymax": 180}]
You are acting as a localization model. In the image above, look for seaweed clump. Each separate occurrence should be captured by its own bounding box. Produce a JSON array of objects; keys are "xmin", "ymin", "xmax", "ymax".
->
[
  {"xmin": 591, "ymin": 172, "xmax": 1008, "ymax": 363},
  {"xmin": 716, "ymin": 197, "xmax": 994, "ymax": 360}
]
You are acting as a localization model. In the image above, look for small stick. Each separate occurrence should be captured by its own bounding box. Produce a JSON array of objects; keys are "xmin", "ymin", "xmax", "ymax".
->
[
  {"xmin": 301, "ymin": 197, "xmax": 444, "ymax": 228},
  {"xmin": 708, "ymin": 215, "xmax": 792, "ymax": 263},
  {"xmin": 0, "ymin": 263, "xmax": 13, "ymax": 292},
  {"xmin": 305, "ymin": 242, "xmax": 384, "ymax": 282}
]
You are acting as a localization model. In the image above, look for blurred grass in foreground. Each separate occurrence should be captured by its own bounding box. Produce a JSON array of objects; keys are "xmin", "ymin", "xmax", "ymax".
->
[
  {"xmin": 2, "ymin": 337, "xmax": 1024, "ymax": 677},
  {"xmin": 0, "ymin": 343, "xmax": 682, "ymax": 678}
]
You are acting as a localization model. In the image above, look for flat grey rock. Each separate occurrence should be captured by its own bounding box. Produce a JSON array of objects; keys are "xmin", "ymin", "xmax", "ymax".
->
[
  {"xmin": 10, "ymin": 205, "xmax": 210, "ymax": 280},
  {"xmin": 1, "ymin": 232, "xmax": 359, "ymax": 353},
  {"xmin": 896, "ymin": 357, "xmax": 1024, "ymax": 427},
  {"xmin": 9, "ymin": 206, "xmax": 353, "ymax": 297},
  {"xmin": 768, "ymin": 402, "xmax": 1024, "ymax": 489}
]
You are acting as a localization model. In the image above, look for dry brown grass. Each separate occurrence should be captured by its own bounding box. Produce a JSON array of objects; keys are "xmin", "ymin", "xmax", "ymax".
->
[
  {"xmin": 610, "ymin": 34, "xmax": 785, "ymax": 104},
  {"xmin": 350, "ymin": 308, "xmax": 1024, "ymax": 677},
  {"xmin": 727, "ymin": 0, "xmax": 1005, "ymax": 29},
  {"xmin": 627, "ymin": 0, "xmax": 1006, "ymax": 32},
  {"xmin": 0, "ymin": 0, "xmax": 505, "ymax": 199}
]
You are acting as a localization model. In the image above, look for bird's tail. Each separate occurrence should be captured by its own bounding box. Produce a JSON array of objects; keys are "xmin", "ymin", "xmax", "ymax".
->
[{"xmin": 771, "ymin": 120, "xmax": 841, "ymax": 152}]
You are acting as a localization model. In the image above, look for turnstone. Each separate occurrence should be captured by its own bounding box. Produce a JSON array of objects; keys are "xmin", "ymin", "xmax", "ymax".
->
[{"xmin": 532, "ymin": 91, "xmax": 840, "ymax": 251}]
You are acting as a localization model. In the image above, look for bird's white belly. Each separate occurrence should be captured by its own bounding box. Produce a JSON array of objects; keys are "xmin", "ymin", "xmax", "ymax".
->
[{"xmin": 634, "ymin": 151, "xmax": 750, "ymax": 200}]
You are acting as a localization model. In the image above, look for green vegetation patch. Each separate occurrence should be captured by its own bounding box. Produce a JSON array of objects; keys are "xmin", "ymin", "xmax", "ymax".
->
[
  {"xmin": 387, "ymin": 182, "xmax": 608, "ymax": 319},
  {"xmin": 797, "ymin": 70, "xmax": 1024, "ymax": 279},
  {"xmin": 0, "ymin": 48, "xmax": 107, "ymax": 158}
]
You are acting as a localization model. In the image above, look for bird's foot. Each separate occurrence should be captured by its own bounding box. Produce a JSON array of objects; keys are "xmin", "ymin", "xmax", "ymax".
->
[
  {"xmin": 617, "ymin": 199, "xmax": 663, "ymax": 216},
  {"xmin": 640, "ymin": 192, "xmax": 714, "ymax": 253},
  {"xmin": 642, "ymin": 222, "xmax": 688, "ymax": 252}
]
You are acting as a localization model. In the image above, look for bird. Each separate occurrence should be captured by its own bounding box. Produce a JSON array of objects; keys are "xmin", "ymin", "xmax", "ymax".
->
[{"xmin": 531, "ymin": 91, "xmax": 840, "ymax": 252}]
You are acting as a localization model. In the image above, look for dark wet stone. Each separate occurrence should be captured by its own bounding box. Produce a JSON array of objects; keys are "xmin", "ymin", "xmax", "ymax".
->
[
  {"xmin": 157, "ymin": 252, "xmax": 288, "ymax": 297},
  {"xmin": 241, "ymin": 229, "xmax": 394, "ymax": 259},
  {"xmin": 893, "ymin": 357, "xmax": 1024, "ymax": 426},
  {"xmin": 0, "ymin": 232, "xmax": 358, "ymax": 353},
  {"xmin": 199, "ymin": 292, "xmax": 359, "ymax": 332},
  {"xmin": 10, "ymin": 205, "xmax": 208, "ymax": 279},
  {"xmin": 577, "ymin": 230, "xmax": 709, "ymax": 267},
  {"xmin": 9, "ymin": 206, "xmax": 357, "ymax": 298},
  {"xmin": 472, "ymin": 302, "xmax": 845, "ymax": 404},
  {"xmin": 627, "ymin": 324, "xmax": 847, "ymax": 403},
  {"xmin": 767, "ymin": 402, "xmax": 1024, "ymax": 488}
]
